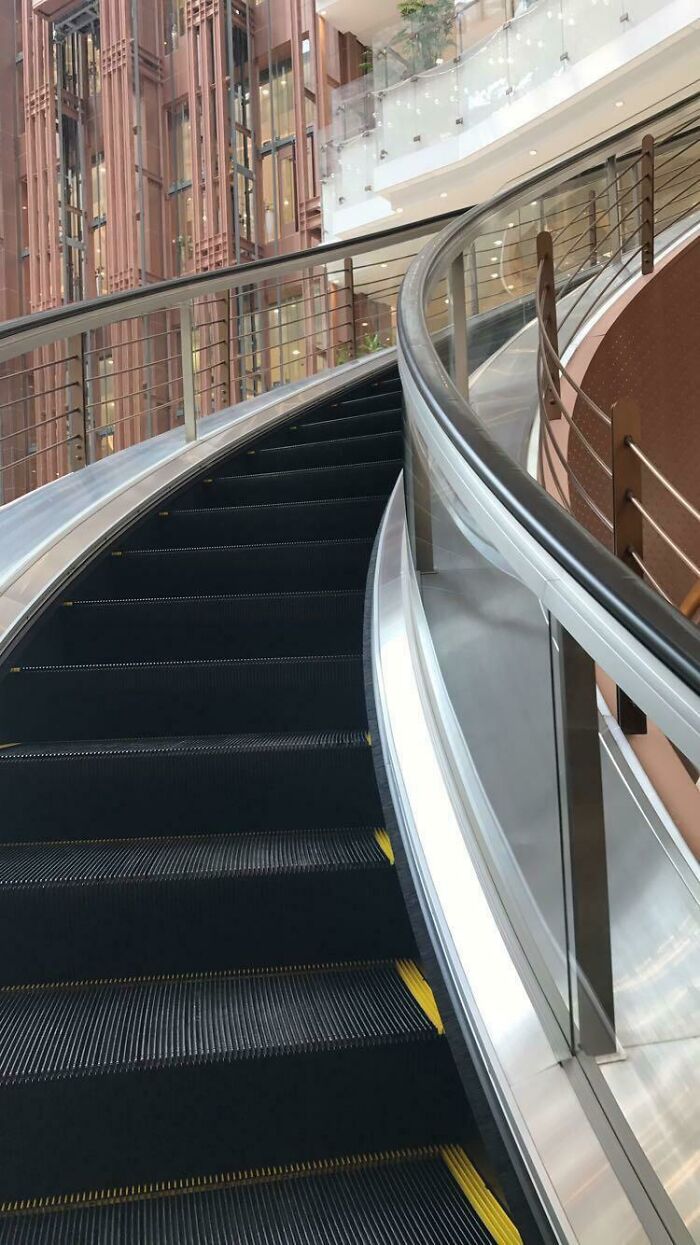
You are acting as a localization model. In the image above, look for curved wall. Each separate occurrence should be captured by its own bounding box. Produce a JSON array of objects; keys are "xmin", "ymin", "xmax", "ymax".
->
[{"xmin": 568, "ymin": 232, "xmax": 700, "ymax": 606}]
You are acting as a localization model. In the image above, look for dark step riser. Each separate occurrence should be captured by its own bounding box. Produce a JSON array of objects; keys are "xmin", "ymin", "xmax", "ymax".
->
[
  {"xmin": 1, "ymin": 663, "xmax": 367, "ymax": 740},
  {"xmin": 309, "ymin": 391, "xmax": 402, "ymax": 419},
  {"xmin": 0, "ymin": 869, "xmax": 414, "ymax": 984},
  {"xmin": 123, "ymin": 497, "xmax": 386, "ymax": 550},
  {"xmin": 21, "ymin": 598, "xmax": 365, "ymax": 665},
  {"xmin": 0, "ymin": 747, "xmax": 382, "ymax": 841},
  {"xmin": 224, "ymin": 433, "xmax": 403, "ymax": 476},
  {"xmin": 74, "ymin": 544, "xmax": 373, "ymax": 598},
  {"xmin": 0, "ymin": 1042, "xmax": 461, "ymax": 1203},
  {"xmin": 175, "ymin": 461, "xmax": 402, "ymax": 508},
  {"xmin": 263, "ymin": 409, "xmax": 402, "ymax": 446}
]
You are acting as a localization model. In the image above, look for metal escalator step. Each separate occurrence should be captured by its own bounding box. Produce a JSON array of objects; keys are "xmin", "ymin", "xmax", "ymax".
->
[
  {"xmin": 0, "ymin": 1147, "xmax": 500, "ymax": 1245},
  {"xmin": 193, "ymin": 458, "xmax": 402, "ymax": 505},
  {"xmin": 129, "ymin": 494, "xmax": 387, "ymax": 548},
  {"xmin": 0, "ymin": 961, "xmax": 439, "ymax": 1084},
  {"xmin": 1, "ymin": 654, "xmax": 366, "ymax": 738},
  {"xmin": 22, "ymin": 590, "xmax": 366, "ymax": 663},
  {"xmin": 279, "ymin": 407, "xmax": 403, "ymax": 440},
  {"xmin": 0, "ymin": 828, "xmax": 389, "ymax": 888},
  {"xmin": 75, "ymin": 537, "xmax": 375, "ymax": 597},
  {"xmin": 227, "ymin": 430, "xmax": 403, "ymax": 474},
  {"xmin": 0, "ymin": 731, "xmax": 383, "ymax": 840},
  {"xmin": 0, "ymin": 828, "xmax": 416, "ymax": 983}
]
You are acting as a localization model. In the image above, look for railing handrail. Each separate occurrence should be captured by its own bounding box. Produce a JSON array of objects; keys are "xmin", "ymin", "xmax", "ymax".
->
[
  {"xmin": 398, "ymin": 90, "xmax": 700, "ymax": 698},
  {"xmin": 0, "ymin": 208, "xmax": 462, "ymax": 366}
]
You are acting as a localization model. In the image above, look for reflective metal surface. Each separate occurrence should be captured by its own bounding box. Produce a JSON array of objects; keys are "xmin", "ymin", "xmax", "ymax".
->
[{"xmin": 371, "ymin": 482, "xmax": 655, "ymax": 1244}]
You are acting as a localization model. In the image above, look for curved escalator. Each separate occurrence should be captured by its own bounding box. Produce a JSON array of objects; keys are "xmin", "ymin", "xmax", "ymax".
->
[{"xmin": 0, "ymin": 368, "xmax": 523, "ymax": 1244}]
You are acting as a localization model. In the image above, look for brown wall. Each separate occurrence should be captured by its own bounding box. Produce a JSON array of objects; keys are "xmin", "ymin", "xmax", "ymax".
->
[{"xmin": 569, "ymin": 234, "xmax": 700, "ymax": 606}]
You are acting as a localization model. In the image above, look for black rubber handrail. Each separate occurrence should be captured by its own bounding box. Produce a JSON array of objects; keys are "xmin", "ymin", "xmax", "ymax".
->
[
  {"xmin": 0, "ymin": 208, "xmax": 464, "ymax": 352},
  {"xmin": 398, "ymin": 91, "xmax": 700, "ymax": 697}
]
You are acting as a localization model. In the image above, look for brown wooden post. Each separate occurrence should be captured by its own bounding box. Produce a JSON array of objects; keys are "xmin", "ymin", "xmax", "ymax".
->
[
  {"xmin": 536, "ymin": 231, "xmax": 561, "ymax": 422},
  {"xmin": 611, "ymin": 397, "xmax": 647, "ymax": 734},
  {"xmin": 640, "ymin": 135, "xmax": 655, "ymax": 275}
]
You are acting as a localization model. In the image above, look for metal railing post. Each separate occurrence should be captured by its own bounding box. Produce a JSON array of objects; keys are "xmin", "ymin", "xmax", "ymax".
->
[
  {"xmin": 587, "ymin": 188, "xmax": 598, "ymax": 266},
  {"xmin": 550, "ymin": 618, "xmax": 616, "ymax": 1057},
  {"xmin": 640, "ymin": 134, "xmax": 655, "ymax": 275},
  {"xmin": 605, "ymin": 154, "xmax": 622, "ymax": 259},
  {"xmin": 611, "ymin": 397, "xmax": 647, "ymax": 734},
  {"xmin": 449, "ymin": 252, "xmax": 468, "ymax": 399},
  {"xmin": 407, "ymin": 429, "xmax": 435, "ymax": 575},
  {"xmin": 536, "ymin": 231, "xmax": 561, "ymax": 421},
  {"xmin": 66, "ymin": 336, "xmax": 87, "ymax": 472},
  {"xmin": 344, "ymin": 256, "xmax": 357, "ymax": 359},
  {"xmin": 180, "ymin": 301, "xmax": 197, "ymax": 443}
]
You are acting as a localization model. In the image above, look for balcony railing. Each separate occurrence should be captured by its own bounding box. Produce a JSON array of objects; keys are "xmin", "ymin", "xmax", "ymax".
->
[{"xmin": 320, "ymin": 0, "xmax": 680, "ymax": 228}]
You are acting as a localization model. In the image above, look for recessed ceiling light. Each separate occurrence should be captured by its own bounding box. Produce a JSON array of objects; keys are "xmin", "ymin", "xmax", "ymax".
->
[
  {"xmin": 490, "ymin": 272, "xmax": 498, "ymax": 279},
  {"xmin": 529, "ymin": 148, "xmax": 537, "ymax": 156},
  {"xmin": 440, "ymin": 192, "xmax": 448, "ymax": 199},
  {"xmin": 362, "ymin": 321, "xmax": 368, "ymax": 327},
  {"xmin": 292, "ymin": 349, "xmax": 300, "ymax": 356},
  {"xmin": 381, "ymin": 263, "xmax": 388, "ymax": 268},
  {"xmin": 490, "ymin": 255, "xmax": 496, "ymax": 261},
  {"xmin": 615, "ymin": 99, "xmax": 624, "ymax": 107},
  {"xmin": 507, "ymin": 222, "xmax": 515, "ymax": 228},
  {"xmin": 395, "ymin": 207, "xmax": 403, "ymax": 214}
]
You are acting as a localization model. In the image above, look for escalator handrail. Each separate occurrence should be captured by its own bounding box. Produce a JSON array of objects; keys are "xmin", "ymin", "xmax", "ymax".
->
[
  {"xmin": 397, "ymin": 93, "xmax": 700, "ymax": 699},
  {"xmin": 0, "ymin": 209, "xmax": 464, "ymax": 365}
]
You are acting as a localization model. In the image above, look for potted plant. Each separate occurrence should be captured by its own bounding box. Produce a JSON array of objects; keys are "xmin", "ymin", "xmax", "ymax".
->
[{"xmin": 395, "ymin": 0, "xmax": 456, "ymax": 74}]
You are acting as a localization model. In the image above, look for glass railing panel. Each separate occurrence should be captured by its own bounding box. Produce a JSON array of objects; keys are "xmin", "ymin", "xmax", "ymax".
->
[
  {"xmin": 506, "ymin": 1, "xmax": 566, "ymax": 100},
  {"xmin": 460, "ymin": 24, "xmax": 511, "ymax": 129},
  {"xmin": 404, "ymin": 419, "xmax": 575, "ymax": 1038},
  {"xmin": 561, "ymin": 0, "xmax": 627, "ymax": 63}
]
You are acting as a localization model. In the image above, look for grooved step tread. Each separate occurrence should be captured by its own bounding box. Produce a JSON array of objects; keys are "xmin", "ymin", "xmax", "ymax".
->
[
  {"xmin": 0, "ymin": 730, "xmax": 370, "ymax": 763},
  {"xmin": 0, "ymin": 1148, "xmax": 499, "ymax": 1245},
  {"xmin": 65, "ymin": 589, "xmax": 365, "ymax": 609},
  {"xmin": 114, "ymin": 537, "xmax": 373, "ymax": 557},
  {"xmin": 213, "ymin": 457, "xmax": 402, "ymax": 483},
  {"xmin": 166, "ymin": 495, "xmax": 387, "ymax": 516},
  {"xmin": 0, "ymin": 828, "xmax": 389, "ymax": 888},
  {"xmin": 9, "ymin": 654, "xmax": 361, "ymax": 676},
  {"xmin": 0, "ymin": 961, "xmax": 437, "ymax": 1083},
  {"xmin": 254, "ymin": 430, "xmax": 401, "ymax": 456}
]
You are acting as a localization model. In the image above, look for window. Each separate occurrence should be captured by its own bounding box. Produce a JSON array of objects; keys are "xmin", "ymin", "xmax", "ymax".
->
[
  {"xmin": 90, "ymin": 154, "xmax": 107, "ymax": 224},
  {"xmin": 164, "ymin": 0, "xmax": 186, "ymax": 53},
  {"xmin": 168, "ymin": 102, "xmax": 192, "ymax": 189},
  {"xmin": 258, "ymin": 58, "xmax": 294, "ymax": 146}
]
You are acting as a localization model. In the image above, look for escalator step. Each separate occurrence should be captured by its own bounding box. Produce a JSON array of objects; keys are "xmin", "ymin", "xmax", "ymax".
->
[
  {"xmin": 270, "ymin": 407, "xmax": 402, "ymax": 442},
  {"xmin": 21, "ymin": 590, "xmax": 365, "ymax": 664},
  {"xmin": 0, "ymin": 1147, "xmax": 502, "ymax": 1245},
  {"xmin": 183, "ymin": 458, "xmax": 402, "ymax": 505},
  {"xmin": 74, "ymin": 538, "xmax": 375, "ymax": 597},
  {"xmin": 0, "ymin": 827, "xmax": 389, "ymax": 887},
  {"xmin": 0, "ymin": 830, "xmax": 415, "ymax": 981},
  {"xmin": 75, "ymin": 535, "xmax": 376, "ymax": 597},
  {"xmin": 128, "ymin": 494, "xmax": 387, "ymax": 548},
  {"xmin": 1, "ymin": 654, "xmax": 366, "ymax": 738},
  {"xmin": 0, "ymin": 961, "xmax": 438, "ymax": 1082},
  {"xmin": 0, "ymin": 730, "xmax": 383, "ymax": 839},
  {"xmin": 226, "ymin": 430, "xmax": 403, "ymax": 474}
]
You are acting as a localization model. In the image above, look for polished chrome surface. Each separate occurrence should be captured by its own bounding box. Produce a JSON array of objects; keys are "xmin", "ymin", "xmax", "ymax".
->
[{"xmin": 371, "ymin": 482, "xmax": 657, "ymax": 1245}]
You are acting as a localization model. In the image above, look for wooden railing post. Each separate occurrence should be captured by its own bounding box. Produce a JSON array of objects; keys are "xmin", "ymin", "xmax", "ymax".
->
[
  {"xmin": 611, "ymin": 397, "xmax": 647, "ymax": 734},
  {"xmin": 640, "ymin": 134, "xmax": 655, "ymax": 275},
  {"xmin": 536, "ymin": 230, "xmax": 561, "ymax": 422}
]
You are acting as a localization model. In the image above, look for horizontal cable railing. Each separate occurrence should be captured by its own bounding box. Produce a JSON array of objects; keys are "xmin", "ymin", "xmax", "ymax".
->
[
  {"xmin": 0, "ymin": 211, "xmax": 462, "ymax": 505},
  {"xmin": 534, "ymin": 104, "xmax": 700, "ymax": 647}
]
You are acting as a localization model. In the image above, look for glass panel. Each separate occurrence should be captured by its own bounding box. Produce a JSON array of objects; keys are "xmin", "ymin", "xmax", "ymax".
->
[{"xmin": 404, "ymin": 423, "xmax": 574, "ymax": 1028}]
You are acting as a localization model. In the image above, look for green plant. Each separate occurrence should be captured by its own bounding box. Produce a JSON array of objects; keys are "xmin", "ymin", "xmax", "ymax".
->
[
  {"xmin": 396, "ymin": 0, "xmax": 455, "ymax": 73},
  {"xmin": 335, "ymin": 342, "xmax": 354, "ymax": 365},
  {"xmin": 360, "ymin": 331, "xmax": 383, "ymax": 354}
]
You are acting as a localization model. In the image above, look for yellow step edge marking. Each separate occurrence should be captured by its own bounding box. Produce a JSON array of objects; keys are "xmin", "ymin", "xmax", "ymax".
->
[
  {"xmin": 0, "ymin": 1145, "xmax": 442, "ymax": 1216},
  {"xmin": 364, "ymin": 730, "xmax": 372, "ymax": 745},
  {"xmin": 395, "ymin": 960, "xmax": 444, "ymax": 1034},
  {"xmin": 441, "ymin": 1145, "xmax": 523, "ymax": 1245},
  {"xmin": 374, "ymin": 828, "xmax": 394, "ymax": 865}
]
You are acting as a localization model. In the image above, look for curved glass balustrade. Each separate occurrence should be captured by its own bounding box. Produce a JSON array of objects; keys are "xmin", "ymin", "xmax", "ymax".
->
[{"xmin": 395, "ymin": 92, "xmax": 700, "ymax": 1239}]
